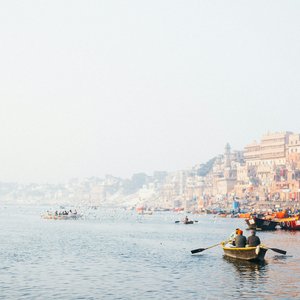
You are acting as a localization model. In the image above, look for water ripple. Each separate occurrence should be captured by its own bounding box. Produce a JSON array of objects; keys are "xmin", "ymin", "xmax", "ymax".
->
[{"xmin": 0, "ymin": 206, "xmax": 299, "ymax": 299}]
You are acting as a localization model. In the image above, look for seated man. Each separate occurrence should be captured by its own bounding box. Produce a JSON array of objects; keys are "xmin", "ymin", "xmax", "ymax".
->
[
  {"xmin": 234, "ymin": 229, "xmax": 246, "ymax": 247},
  {"xmin": 229, "ymin": 228, "xmax": 240, "ymax": 246},
  {"xmin": 247, "ymin": 230, "xmax": 261, "ymax": 247}
]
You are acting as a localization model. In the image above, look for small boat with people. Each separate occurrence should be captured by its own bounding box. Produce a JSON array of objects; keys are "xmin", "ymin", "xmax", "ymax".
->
[
  {"xmin": 184, "ymin": 220, "xmax": 194, "ymax": 224},
  {"xmin": 175, "ymin": 216, "xmax": 195, "ymax": 224},
  {"xmin": 191, "ymin": 228, "xmax": 287, "ymax": 261},
  {"xmin": 221, "ymin": 228, "xmax": 267, "ymax": 261},
  {"xmin": 183, "ymin": 216, "xmax": 194, "ymax": 224},
  {"xmin": 42, "ymin": 209, "xmax": 82, "ymax": 220}
]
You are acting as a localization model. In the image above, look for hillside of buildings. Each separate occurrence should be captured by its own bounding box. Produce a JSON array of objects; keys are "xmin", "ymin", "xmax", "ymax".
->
[{"xmin": 1, "ymin": 131, "xmax": 300, "ymax": 211}]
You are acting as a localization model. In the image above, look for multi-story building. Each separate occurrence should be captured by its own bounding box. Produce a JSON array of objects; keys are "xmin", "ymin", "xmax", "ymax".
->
[
  {"xmin": 260, "ymin": 132, "xmax": 291, "ymax": 165},
  {"xmin": 240, "ymin": 132, "xmax": 300, "ymax": 203},
  {"xmin": 244, "ymin": 132, "xmax": 292, "ymax": 166},
  {"xmin": 287, "ymin": 134, "xmax": 300, "ymax": 166},
  {"xmin": 244, "ymin": 142, "xmax": 260, "ymax": 166}
]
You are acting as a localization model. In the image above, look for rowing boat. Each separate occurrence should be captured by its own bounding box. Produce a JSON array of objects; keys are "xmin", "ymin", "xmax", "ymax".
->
[
  {"xmin": 221, "ymin": 244, "xmax": 268, "ymax": 262},
  {"xmin": 184, "ymin": 220, "xmax": 194, "ymax": 224}
]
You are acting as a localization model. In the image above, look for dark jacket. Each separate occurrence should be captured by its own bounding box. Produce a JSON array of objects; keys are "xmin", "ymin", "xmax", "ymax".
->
[
  {"xmin": 235, "ymin": 235, "xmax": 247, "ymax": 247},
  {"xmin": 247, "ymin": 235, "xmax": 261, "ymax": 247}
]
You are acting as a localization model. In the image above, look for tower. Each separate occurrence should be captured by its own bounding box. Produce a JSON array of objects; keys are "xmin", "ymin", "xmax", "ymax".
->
[{"xmin": 224, "ymin": 143, "xmax": 231, "ymax": 168}]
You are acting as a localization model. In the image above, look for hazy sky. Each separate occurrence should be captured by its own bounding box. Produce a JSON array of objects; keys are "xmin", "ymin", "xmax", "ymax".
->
[{"xmin": 0, "ymin": 1, "xmax": 299, "ymax": 183}]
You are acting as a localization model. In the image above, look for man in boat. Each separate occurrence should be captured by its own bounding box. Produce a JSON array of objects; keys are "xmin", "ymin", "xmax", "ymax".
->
[
  {"xmin": 184, "ymin": 216, "xmax": 189, "ymax": 224},
  {"xmin": 234, "ymin": 229, "xmax": 246, "ymax": 247},
  {"xmin": 229, "ymin": 228, "xmax": 240, "ymax": 246},
  {"xmin": 246, "ymin": 230, "xmax": 261, "ymax": 247}
]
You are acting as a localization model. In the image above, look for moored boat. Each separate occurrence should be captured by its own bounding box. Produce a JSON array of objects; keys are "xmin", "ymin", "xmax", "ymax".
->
[
  {"xmin": 222, "ymin": 244, "xmax": 268, "ymax": 262},
  {"xmin": 277, "ymin": 216, "xmax": 300, "ymax": 230},
  {"xmin": 217, "ymin": 213, "xmax": 228, "ymax": 218},
  {"xmin": 238, "ymin": 213, "xmax": 251, "ymax": 219},
  {"xmin": 245, "ymin": 216, "xmax": 279, "ymax": 231}
]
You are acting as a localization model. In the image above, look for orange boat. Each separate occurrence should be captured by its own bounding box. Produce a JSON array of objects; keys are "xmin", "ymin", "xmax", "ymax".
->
[
  {"xmin": 275, "ymin": 211, "xmax": 287, "ymax": 219},
  {"xmin": 238, "ymin": 213, "xmax": 251, "ymax": 219}
]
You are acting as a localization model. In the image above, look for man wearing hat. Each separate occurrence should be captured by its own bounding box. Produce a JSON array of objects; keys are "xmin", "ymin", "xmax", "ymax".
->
[
  {"xmin": 229, "ymin": 228, "xmax": 240, "ymax": 246},
  {"xmin": 235, "ymin": 229, "xmax": 247, "ymax": 247}
]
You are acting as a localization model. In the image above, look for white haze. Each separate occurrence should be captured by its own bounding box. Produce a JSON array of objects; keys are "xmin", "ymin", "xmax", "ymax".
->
[{"xmin": 0, "ymin": 0, "xmax": 299, "ymax": 183}]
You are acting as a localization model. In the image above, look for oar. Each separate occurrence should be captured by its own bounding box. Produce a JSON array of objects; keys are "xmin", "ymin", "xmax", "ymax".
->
[
  {"xmin": 191, "ymin": 241, "xmax": 224, "ymax": 254},
  {"xmin": 264, "ymin": 246, "xmax": 286, "ymax": 255}
]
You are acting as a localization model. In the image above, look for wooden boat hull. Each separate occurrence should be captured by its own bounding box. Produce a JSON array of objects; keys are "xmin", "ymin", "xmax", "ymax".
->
[
  {"xmin": 222, "ymin": 245, "xmax": 267, "ymax": 262},
  {"xmin": 184, "ymin": 221, "xmax": 194, "ymax": 224},
  {"xmin": 246, "ymin": 217, "xmax": 278, "ymax": 231}
]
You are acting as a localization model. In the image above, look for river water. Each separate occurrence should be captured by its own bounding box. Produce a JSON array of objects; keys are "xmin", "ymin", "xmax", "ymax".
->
[{"xmin": 0, "ymin": 205, "xmax": 299, "ymax": 299}]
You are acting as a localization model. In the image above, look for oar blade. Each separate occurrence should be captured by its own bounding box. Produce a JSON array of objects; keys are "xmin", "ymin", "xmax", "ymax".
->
[
  {"xmin": 270, "ymin": 247, "xmax": 287, "ymax": 255},
  {"xmin": 191, "ymin": 241, "xmax": 225, "ymax": 254},
  {"xmin": 191, "ymin": 248, "xmax": 206, "ymax": 254}
]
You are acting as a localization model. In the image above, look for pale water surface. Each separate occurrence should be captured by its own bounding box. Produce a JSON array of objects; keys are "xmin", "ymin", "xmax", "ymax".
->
[{"xmin": 0, "ymin": 206, "xmax": 299, "ymax": 299}]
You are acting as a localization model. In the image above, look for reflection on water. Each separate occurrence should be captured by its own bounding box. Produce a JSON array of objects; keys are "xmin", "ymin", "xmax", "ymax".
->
[
  {"xmin": 223, "ymin": 255, "xmax": 267, "ymax": 275},
  {"xmin": 223, "ymin": 255, "xmax": 268, "ymax": 282},
  {"xmin": 0, "ymin": 206, "xmax": 300, "ymax": 299},
  {"xmin": 221, "ymin": 256, "xmax": 269, "ymax": 299}
]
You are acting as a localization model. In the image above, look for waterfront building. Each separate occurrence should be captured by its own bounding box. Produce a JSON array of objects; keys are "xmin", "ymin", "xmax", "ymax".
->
[
  {"xmin": 244, "ymin": 141, "xmax": 260, "ymax": 166},
  {"xmin": 287, "ymin": 134, "xmax": 300, "ymax": 166},
  {"xmin": 260, "ymin": 132, "xmax": 291, "ymax": 164},
  {"xmin": 240, "ymin": 132, "xmax": 300, "ymax": 204},
  {"xmin": 245, "ymin": 132, "xmax": 292, "ymax": 166}
]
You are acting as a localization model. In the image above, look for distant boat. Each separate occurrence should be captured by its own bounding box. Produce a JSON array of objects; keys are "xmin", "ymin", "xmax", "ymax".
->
[
  {"xmin": 238, "ymin": 213, "xmax": 251, "ymax": 219},
  {"xmin": 183, "ymin": 220, "xmax": 194, "ymax": 224},
  {"xmin": 222, "ymin": 244, "xmax": 268, "ymax": 262},
  {"xmin": 41, "ymin": 210, "xmax": 82, "ymax": 220},
  {"xmin": 217, "ymin": 213, "xmax": 229, "ymax": 218},
  {"xmin": 153, "ymin": 208, "xmax": 170, "ymax": 212},
  {"xmin": 135, "ymin": 206, "xmax": 153, "ymax": 215},
  {"xmin": 140, "ymin": 211, "xmax": 153, "ymax": 215},
  {"xmin": 175, "ymin": 220, "xmax": 194, "ymax": 224}
]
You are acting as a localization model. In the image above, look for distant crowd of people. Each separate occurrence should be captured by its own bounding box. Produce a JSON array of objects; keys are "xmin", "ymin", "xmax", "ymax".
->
[{"xmin": 229, "ymin": 228, "xmax": 261, "ymax": 247}]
